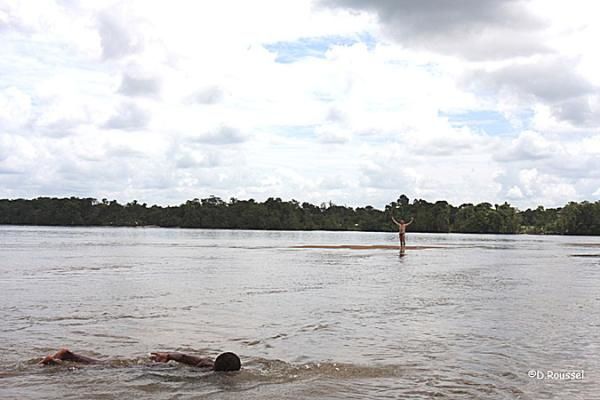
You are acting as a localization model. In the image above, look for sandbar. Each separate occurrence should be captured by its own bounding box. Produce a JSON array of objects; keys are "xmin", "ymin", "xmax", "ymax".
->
[{"xmin": 291, "ymin": 244, "xmax": 441, "ymax": 250}]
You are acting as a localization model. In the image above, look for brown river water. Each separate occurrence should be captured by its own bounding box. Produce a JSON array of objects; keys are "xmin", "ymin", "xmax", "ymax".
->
[{"xmin": 1, "ymin": 226, "xmax": 599, "ymax": 399}]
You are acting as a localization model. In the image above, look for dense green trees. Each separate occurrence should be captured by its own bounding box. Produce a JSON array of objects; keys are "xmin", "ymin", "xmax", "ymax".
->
[{"xmin": 0, "ymin": 195, "xmax": 599, "ymax": 235}]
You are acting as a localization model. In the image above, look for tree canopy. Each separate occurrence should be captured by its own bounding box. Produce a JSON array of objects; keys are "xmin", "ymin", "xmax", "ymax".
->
[{"xmin": 0, "ymin": 195, "xmax": 599, "ymax": 235}]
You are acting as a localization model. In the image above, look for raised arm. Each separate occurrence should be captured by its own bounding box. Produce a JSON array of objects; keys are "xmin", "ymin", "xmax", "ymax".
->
[
  {"xmin": 391, "ymin": 215, "xmax": 400, "ymax": 226},
  {"xmin": 406, "ymin": 217, "xmax": 414, "ymax": 226},
  {"xmin": 150, "ymin": 352, "xmax": 214, "ymax": 368}
]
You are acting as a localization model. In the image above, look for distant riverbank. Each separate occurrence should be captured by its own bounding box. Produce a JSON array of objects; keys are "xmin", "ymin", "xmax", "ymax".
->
[{"xmin": 1, "ymin": 195, "xmax": 599, "ymax": 235}]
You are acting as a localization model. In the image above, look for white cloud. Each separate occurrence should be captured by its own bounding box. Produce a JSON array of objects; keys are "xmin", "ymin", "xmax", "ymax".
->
[
  {"xmin": 97, "ymin": 5, "xmax": 146, "ymax": 60},
  {"xmin": 187, "ymin": 126, "xmax": 247, "ymax": 145},
  {"xmin": 2, "ymin": 1, "xmax": 600, "ymax": 208},
  {"xmin": 320, "ymin": 0, "xmax": 548, "ymax": 60},
  {"xmin": 188, "ymin": 86, "xmax": 225, "ymax": 105},
  {"xmin": 0, "ymin": 86, "xmax": 31, "ymax": 130},
  {"xmin": 498, "ymin": 167, "xmax": 578, "ymax": 207},
  {"xmin": 118, "ymin": 73, "xmax": 161, "ymax": 97},
  {"xmin": 174, "ymin": 151, "xmax": 220, "ymax": 169},
  {"xmin": 506, "ymin": 186, "xmax": 524, "ymax": 200},
  {"xmin": 103, "ymin": 102, "xmax": 150, "ymax": 131},
  {"xmin": 494, "ymin": 130, "xmax": 558, "ymax": 162}
]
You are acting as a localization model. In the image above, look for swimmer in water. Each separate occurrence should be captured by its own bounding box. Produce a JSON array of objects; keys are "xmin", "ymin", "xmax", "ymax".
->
[{"xmin": 39, "ymin": 348, "xmax": 241, "ymax": 371}]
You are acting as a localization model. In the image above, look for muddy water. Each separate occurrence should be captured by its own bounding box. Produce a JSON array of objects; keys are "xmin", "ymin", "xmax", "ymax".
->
[{"xmin": 1, "ymin": 226, "xmax": 599, "ymax": 399}]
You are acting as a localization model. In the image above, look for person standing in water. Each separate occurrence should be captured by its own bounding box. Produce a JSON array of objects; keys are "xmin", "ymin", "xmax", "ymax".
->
[{"xmin": 391, "ymin": 216, "xmax": 414, "ymax": 248}]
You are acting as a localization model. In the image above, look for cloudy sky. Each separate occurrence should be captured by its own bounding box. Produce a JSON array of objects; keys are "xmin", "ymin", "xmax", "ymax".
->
[{"xmin": 1, "ymin": 0, "xmax": 600, "ymax": 209}]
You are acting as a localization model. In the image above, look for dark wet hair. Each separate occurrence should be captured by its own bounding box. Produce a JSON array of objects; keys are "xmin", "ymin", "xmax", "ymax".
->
[
  {"xmin": 214, "ymin": 352, "xmax": 241, "ymax": 371},
  {"xmin": 399, "ymin": 219, "xmax": 405, "ymax": 223}
]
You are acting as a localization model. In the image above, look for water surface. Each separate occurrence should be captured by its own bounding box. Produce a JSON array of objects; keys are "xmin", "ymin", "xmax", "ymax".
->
[{"xmin": 1, "ymin": 226, "xmax": 599, "ymax": 399}]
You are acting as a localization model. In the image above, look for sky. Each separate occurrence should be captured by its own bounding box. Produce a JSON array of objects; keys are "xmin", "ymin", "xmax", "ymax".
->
[{"xmin": 1, "ymin": 0, "xmax": 600, "ymax": 209}]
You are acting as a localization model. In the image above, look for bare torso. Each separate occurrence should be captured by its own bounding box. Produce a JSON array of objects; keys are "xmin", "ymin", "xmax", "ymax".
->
[{"xmin": 391, "ymin": 216, "xmax": 413, "ymax": 246}]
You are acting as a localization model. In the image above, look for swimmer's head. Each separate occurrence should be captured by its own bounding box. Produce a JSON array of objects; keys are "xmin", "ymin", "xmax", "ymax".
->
[
  {"xmin": 214, "ymin": 352, "xmax": 241, "ymax": 371},
  {"xmin": 399, "ymin": 219, "xmax": 405, "ymax": 224}
]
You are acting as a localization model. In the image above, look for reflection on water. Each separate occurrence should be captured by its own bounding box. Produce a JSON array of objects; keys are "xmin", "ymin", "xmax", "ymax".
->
[{"xmin": 1, "ymin": 226, "xmax": 599, "ymax": 399}]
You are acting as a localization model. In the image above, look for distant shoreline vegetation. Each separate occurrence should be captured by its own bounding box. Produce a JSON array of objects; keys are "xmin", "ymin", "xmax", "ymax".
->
[{"xmin": 1, "ymin": 195, "xmax": 599, "ymax": 235}]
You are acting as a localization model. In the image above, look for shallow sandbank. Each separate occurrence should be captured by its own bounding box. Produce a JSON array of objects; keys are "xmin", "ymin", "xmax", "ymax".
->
[{"xmin": 291, "ymin": 244, "xmax": 441, "ymax": 250}]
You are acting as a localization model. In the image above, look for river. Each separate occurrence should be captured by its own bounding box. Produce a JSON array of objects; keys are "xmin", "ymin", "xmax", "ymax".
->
[{"xmin": 0, "ymin": 226, "xmax": 598, "ymax": 399}]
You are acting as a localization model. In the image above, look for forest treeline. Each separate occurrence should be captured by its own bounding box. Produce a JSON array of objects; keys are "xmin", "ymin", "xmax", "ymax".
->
[{"xmin": 1, "ymin": 195, "xmax": 599, "ymax": 235}]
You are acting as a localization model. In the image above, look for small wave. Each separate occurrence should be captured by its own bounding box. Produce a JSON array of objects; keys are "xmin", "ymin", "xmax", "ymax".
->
[
  {"xmin": 566, "ymin": 243, "xmax": 600, "ymax": 248},
  {"xmin": 30, "ymin": 312, "xmax": 170, "ymax": 324},
  {"xmin": 70, "ymin": 331, "xmax": 137, "ymax": 341},
  {"xmin": 299, "ymin": 323, "xmax": 336, "ymax": 332},
  {"xmin": 269, "ymin": 333, "xmax": 288, "ymax": 340},
  {"xmin": 245, "ymin": 289, "xmax": 288, "ymax": 296},
  {"xmin": 243, "ymin": 358, "xmax": 412, "ymax": 382},
  {"xmin": 231, "ymin": 337, "xmax": 262, "ymax": 346}
]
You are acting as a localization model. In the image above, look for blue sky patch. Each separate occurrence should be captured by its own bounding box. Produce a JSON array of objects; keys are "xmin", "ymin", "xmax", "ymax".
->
[
  {"xmin": 264, "ymin": 33, "xmax": 376, "ymax": 63},
  {"xmin": 274, "ymin": 125, "xmax": 318, "ymax": 139},
  {"xmin": 440, "ymin": 110, "xmax": 528, "ymax": 136}
]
